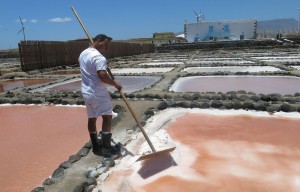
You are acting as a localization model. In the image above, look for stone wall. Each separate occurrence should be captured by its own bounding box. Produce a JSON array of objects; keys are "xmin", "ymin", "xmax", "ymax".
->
[{"xmin": 156, "ymin": 40, "xmax": 297, "ymax": 52}]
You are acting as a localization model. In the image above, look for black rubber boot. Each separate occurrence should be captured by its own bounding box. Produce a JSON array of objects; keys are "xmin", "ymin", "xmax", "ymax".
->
[
  {"xmin": 101, "ymin": 132, "xmax": 121, "ymax": 157},
  {"xmin": 90, "ymin": 132, "xmax": 102, "ymax": 155}
]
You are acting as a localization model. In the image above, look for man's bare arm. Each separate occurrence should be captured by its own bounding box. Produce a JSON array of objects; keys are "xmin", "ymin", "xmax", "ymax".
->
[{"xmin": 97, "ymin": 70, "xmax": 122, "ymax": 90}]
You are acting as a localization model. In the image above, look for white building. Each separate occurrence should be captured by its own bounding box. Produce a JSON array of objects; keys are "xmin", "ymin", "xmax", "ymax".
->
[{"xmin": 184, "ymin": 11, "xmax": 257, "ymax": 42}]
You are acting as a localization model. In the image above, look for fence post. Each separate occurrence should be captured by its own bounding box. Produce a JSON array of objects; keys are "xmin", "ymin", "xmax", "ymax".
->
[
  {"xmin": 18, "ymin": 43, "xmax": 24, "ymax": 71},
  {"xmin": 38, "ymin": 41, "xmax": 44, "ymax": 69}
]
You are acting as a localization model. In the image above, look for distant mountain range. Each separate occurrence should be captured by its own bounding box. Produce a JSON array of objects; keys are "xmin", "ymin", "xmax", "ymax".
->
[{"xmin": 257, "ymin": 18, "xmax": 298, "ymax": 32}]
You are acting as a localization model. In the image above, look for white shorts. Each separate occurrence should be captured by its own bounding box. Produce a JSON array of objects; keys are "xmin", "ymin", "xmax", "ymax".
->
[{"xmin": 82, "ymin": 92, "xmax": 113, "ymax": 118}]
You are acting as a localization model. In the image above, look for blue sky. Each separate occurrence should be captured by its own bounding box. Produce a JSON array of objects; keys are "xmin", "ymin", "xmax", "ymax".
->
[{"xmin": 0, "ymin": 0, "xmax": 299, "ymax": 50}]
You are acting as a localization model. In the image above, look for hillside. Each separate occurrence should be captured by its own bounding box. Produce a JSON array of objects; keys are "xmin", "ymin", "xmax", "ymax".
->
[{"xmin": 257, "ymin": 18, "xmax": 298, "ymax": 31}]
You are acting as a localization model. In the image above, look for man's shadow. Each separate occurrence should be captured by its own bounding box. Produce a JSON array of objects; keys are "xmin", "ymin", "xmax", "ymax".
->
[
  {"xmin": 111, "ymin": 139, "xmax": 135, "ymax": 157},
  {"xmin": 137, "ymin": 153, "xmax": 177, "ymax": 179}
]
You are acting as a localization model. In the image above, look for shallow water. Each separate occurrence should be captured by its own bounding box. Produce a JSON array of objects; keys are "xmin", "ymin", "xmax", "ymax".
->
[
  {"xmin": 0, "ymin": 79, "xmax": 56, "ymax": 92},
  {"xmin": 102, "ymin": 109, "xmax": 300, "ymax": 192},
  {"xmin": 143, "ymin": 113, "xmax": 300, "ymax": 192},
  {"xmin": 139, "ymin": 61, "xmax": 184, "ymax": 66},
  {"xmin": 188, "ymin": 60, "xmax": 255, "ymax": 65},
  {"xmin": 261, "ymin": 59, "xmax": 300, "ymax": 63},
  {"xmin": 0, "ymin": 105, "xmax": 89, "ymax": 192},
  {"xmin": 38, "ymin": 76, "xmax": 161, "ymax": 93},
  {"xmin": 183, "ymin": 66, "xmax": 281, "ymax": 73},
  {"xmin": 111, "ymin": 67, "xmax": 174, "ymax": 74},
  {"xmin": 169, "ymin": 76, "xmax": 300, "ymax": 95}
]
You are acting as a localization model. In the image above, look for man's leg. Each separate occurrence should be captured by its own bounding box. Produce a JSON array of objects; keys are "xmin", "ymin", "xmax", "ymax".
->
[
  {"xmin": 101, "ymin": 115, "xmax": 112, "ymax": 132},
  {"xmin": 88, "ymin": 118, "xmax": 101, "ymax": 154},
  {"xmin": 88, "ymin": 117, "xmax": 97, "ymax": 132},
  {"xmin": 101, "ymin": 115, "xmax": 121, "ymax": 156}
]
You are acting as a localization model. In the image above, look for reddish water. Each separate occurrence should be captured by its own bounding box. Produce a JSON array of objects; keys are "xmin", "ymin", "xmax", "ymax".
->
[
  {"xmin": 102, "ymin": 111, "xmax": 300, "ymax": 192},
  {"xmin": 0, "ymin": 79, "xmax": 56, "ymax": 92},
  {"xmin": 0, "ymin": 105, "xmax": 90, "ymax": 192},
  {"xmin": 143, "ymin": 113, "xmax": 300, "ymax": 192},
  {"xmin": 170, "ymin": 76, "xmax": 300, "ymax": 95}
]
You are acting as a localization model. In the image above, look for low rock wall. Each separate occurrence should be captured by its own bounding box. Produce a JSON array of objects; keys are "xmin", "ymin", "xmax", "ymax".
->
[
  {"xmin": 156, "ymin": 40, "xmax": 298, "ymax": 52},
  {"xmin": 1, "ymin": 90, "xmax": 300, "ymax": 113},
  {"xmin": 0, "ymin": 51, "xmax": 19, "ymax": 58}
]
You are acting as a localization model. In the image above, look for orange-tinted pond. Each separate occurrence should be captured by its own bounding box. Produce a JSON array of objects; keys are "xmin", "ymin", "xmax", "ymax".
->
[
  {"xmin": 0, "ymin": 79, "xmax": 56, "ymax": 92},
  {"xmin": 102, "ymin": 109, "xmax": 300, "ymax": 192},
  {"xmin": 170, "ymin": 76, "xmax": 300, "ymax": 95},
  {"xmin": 2, "ymin": 105, "xmax": 300, "ymax": 192},
  {"xmin": 0, "ymin": 105, "xmax": 89, "ymax": 192}
]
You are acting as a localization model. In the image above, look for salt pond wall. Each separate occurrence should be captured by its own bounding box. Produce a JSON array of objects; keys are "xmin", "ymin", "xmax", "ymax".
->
[
  {"xmin": 156, "ymin": 39, "xmax": 297, "ymax": 52},
  {"xmin": 1, "ymin": 89, "xmax": 300, "ymax": 113},
  {"xmin": 0, "ymin": 50, "xmax": 19, "ymax": 58}
]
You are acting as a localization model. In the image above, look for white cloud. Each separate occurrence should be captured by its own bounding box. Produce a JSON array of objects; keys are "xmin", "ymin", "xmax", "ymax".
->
[
  {"xmin": 48, "ymin": 17, "xmax": 72, "ymax": 23},
  {"xmin": 30, "ymin": 19, "xmax": 38, "ymax": 23}
]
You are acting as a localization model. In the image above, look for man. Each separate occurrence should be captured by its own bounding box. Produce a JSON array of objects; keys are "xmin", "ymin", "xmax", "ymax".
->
[{"xmin": 79, "ymin": 34, "xmax": 122, "ymax": 156}]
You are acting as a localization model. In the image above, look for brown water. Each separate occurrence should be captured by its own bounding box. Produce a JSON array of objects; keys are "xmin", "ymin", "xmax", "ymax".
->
[
  {"xmin": 170, "ymin": 76, "xmax": 300, "ymax": 94},
  {"xmin": 0, "ymin": 79, "xmax": 56, "ymax": 92},
  {"xmin": 43, "ymin": 76, "xmax": 161, "ymax": 93},
  {"xmin": 0, "ymin": 105, "xmax": 90, "ymax": 192}
]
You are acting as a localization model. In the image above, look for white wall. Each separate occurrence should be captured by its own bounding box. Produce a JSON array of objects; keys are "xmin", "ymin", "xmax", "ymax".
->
[{"xmin": 184, "ymin": 20, "xmax": 257, "ymax": 42}]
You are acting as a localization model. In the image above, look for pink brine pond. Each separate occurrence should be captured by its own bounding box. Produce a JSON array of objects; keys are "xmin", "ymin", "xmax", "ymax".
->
[
  {"xmin": 0, "ymin": 105, "xmax": 89, "ymax": 192},
  {"xmin": 1, "ymin": 105, "xmax": 300, "ymax": 192},
  {"xmin": 101, "ymin": 109, "xmax": 300, "ymax": 192},
  {"xmin": 0, "ymin": 79, "xmax": 56, "ymax": 92},
  {"xmin": 170, "ymin": 76, "xmax": 300, "ymax": 95}
]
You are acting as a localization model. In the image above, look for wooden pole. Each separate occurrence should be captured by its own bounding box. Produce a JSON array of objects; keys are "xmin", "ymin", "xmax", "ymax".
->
[{"xmin": 70, "ymin": 6, "xmax": 94, "ymax": 44}]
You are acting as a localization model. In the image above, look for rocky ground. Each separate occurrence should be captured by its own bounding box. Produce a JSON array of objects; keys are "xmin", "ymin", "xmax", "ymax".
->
[{"xmin": 1, "ymin": 45, "xmax": 300, "ymax": 192}]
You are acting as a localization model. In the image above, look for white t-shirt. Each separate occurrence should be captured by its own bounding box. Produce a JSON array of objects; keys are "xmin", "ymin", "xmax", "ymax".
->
[{"xmin": 79, "ymin": 48, "xmax": 108, "ymax": 96}]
